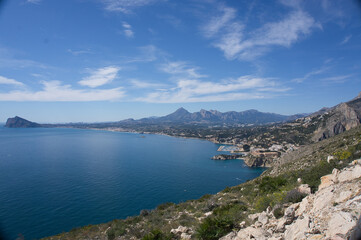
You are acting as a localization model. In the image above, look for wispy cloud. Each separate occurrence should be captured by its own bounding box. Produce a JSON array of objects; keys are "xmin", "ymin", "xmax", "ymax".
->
[
  {"xmin": 122, "ymin": 22, "xmax": 134, "ymax": 38},
  {"xmin": 130, "ymin": 79, "xmax": 166, "ymax": 89},
  {"xmin": 321, "ymin": 74, "xmax": 352, "ymax": 83},
  {"xmin": 67, "ymin": 49, "xmax": 93, "ymax": 56},
  {"xmin": 0, "ymin": 47, "xmax": 50, "ymax": 69},
  {"xmin": 160, "ymin": 61, "xmax": 207, "ymax": 79},
  {"xmin": 0, "ymin": 76, "xmax": 25, "ymax": 87},
  {"xmin": 340, "ymin": 35, "xmax": 352, "ymax": 45},
  {"xmin": 0, "ymin": 81, "xmax": 125, "ymax": 102},
  {"xmin": 27, "ymin": 0, "xmax": 42, "ymax": 4},
  {"xmin": 292, "ymin": 66, "xmax": 329, "ymax": 83},
  {"xmin": 137, "ymin": 76, "xmax": 288, "ymax": 103},
  {"xmin": 202, "ymin": 4, "xmax": 320, "ymax": 60},
  {"xmin": 78, "ymin": 66, "xmax": 120, "ymax": 88},
  {"xmin": 101, "ymin": 0, "xmax": 159, "ymax": 13}
]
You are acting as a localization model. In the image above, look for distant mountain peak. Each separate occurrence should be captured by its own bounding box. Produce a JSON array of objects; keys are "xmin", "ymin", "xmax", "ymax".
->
[{"xmin": 5, "ymin": 116, "xmax": 41, "ymax": 128}]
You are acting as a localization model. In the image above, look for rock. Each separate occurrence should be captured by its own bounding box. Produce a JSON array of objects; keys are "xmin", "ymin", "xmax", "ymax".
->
[
  {"xmin": 236, "ymin": 227, "xmax": 270, "ymax": 240},
  {"xmin": 276, "ymin": 218, "xmax": 287, "ymax": 233},
  {"xmin": 239, "ymin": 221, "xmax": 246, "ymax": 228},
  {"xmin": 338, "ymin": 165, "xmax": 361, "ymax": 183},
  {"xmin": 319, "ymin": 168, "xmax": 339, "ymax": 190},
  {"xmin": 298, "ymin": 184, "xmax": 311, "ymax": 195},
  {"xmin": 258, "ymin": 212, "xmax": 269, "ymax": 226},
  {"xmin": 284, "ymin": 215, "xmax": 310, "ymax": 240},
  {"xmin": 327, "ymin": 211, "xmax": 356, "ymax": 237},
  {"xmin": 284, "ymin": 206, "xmax": 296, "ymax": 224},
  {"xmin": 180, "ymin": 232, "xmax": 192, "ymax": 239},
  {"xmin": 170, "ymin": 226, "xmax": 193, "ymax": 238},
  {"xmin": 249, "ymin": 213, "xmax": 261, "ymax": 221},
  {"xmin": 327, "ymin": 155, "xmax": 335, "ymax": 163},
  {"xmin": 219, "ymin": 231, "xmax": 237, "ymax": 240},
  {"xmin": 297, "ymin": 178, "xmax": 302, "ymax": 183}
]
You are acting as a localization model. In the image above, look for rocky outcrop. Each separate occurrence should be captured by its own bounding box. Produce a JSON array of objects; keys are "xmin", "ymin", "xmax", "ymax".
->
[
  {"xmin": 5, "ymin": 116, "xmax": 41, "ymax": 128},
  {"xmin": 313, "ymin": 96, "xmax": 361, "ymax": 141},
  {"xmin": 222, "ymin": 161, "xmax": 361, "ymax": 240}
]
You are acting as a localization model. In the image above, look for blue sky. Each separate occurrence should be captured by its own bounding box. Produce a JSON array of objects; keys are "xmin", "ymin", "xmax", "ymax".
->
[{"xmin": 0, "ymin": 0, "xmax": 360, "ymax": 122}]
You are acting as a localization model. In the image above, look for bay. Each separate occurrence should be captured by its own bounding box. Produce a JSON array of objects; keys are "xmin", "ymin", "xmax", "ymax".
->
[{"xmin": 0, "ymin": 127, "xmax": 265, "ymax": 239}]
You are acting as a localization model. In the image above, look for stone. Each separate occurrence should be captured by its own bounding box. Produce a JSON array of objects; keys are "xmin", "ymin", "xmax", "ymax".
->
[
  {"xmin": 297, "ymin": 178, "xmax": 302, "ymax": 183},
  {"xmin": 327, "ymin": 155, "xmax": 335, "ymax": 163},
  {"xmin": 338, "ymin": 165, "xmax": 361, "ymax": 183},
  {"xmin": 298, "ymin": 184, "xmax": 311, "ymax": 195},
  {"xmin": 276, "ymin": 218, "xmax": 287, "ymax": 233},
  {"xmin": 284, "ymin": 206, "xmax": 296, "ymax": 224},
  {"xmin": 219, "ymin": 231, "xmax": 236, "ymax": 240},
  {"xmin": 284, "ymin": 215, "xmax": 310, "ymax": 240},
  {"xmin": 239, "ymin": 221, "xmax": 246, "ymax": 228},
  {"xmin": 236, "ymin": 227, "xmax": 270, "ymax": 240},
  {"xmin": 258, "ymin": 212, "xmax": 269, "ymax": 226},
  {"xmin": 327, "ymin": 211, "xmax": 356, "ymax": 237},
  {"xmin": 180, "ymin": 232, "xmax": 191, "ymax": 239}
]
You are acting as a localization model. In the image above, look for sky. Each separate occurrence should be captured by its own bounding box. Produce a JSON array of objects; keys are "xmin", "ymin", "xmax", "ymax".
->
[{"xmin": 0, "ymin": 0, "xmax": 360, "ymax": 123}]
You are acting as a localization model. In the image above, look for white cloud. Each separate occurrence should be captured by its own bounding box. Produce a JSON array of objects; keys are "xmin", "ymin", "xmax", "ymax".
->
[
  {"xmin": 203, "ymin": 4, "xmax": 320, "ymax": 60},
  {"xmin": 292, "ymin": 66, "xmax": 329, "ymax": 83},
  {"xmin": 101, "ymin": 0, "xmax": 159, "ymax": 13},
  {"xmin": 0, "ymin": 81, "xmax": 125, "ymax": 102},
  {"xmin": 137, "ymin": 76, "xmax": 287, "ymax": 103},
  {"xmin": 321, "ymin": 74, "xmax": 352, "ymax": 83},
  {"xmin": 78, "ymin": 66, "xmax": 120, "ymax": 88},
  {"xmin": 122, "ymin": 22, "xmax": 134, "ymax": 38},
  {"xmin": 340, "ymin": 35, "xmax": 352, "ymax": 45},
  {"xmin": 130, "ymin": 79, "xmax": 166, "ymax": 89},
  {"xmin": 0, "ymin": 76, "xmax": 25, "ymax": 87},
  {"xmin": 160, "ymin": 61, "xmax": 207, "ymax": 79},
  {"xmin": 27, "ymin": 0, "xmax": 42, "ymax": 4},
  {"xmin": 202, "ymin": 6, "xmax": 237, "ymax": 38}
]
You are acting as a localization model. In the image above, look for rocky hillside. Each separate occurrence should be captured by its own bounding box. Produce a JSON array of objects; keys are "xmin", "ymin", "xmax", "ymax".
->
[
  {"xmin": 221, "ymin": 160, "xmax": 361, "ymax": 240},
  {"xmin": 312, "ymin": 93, "xmax": 361, "ymax": 141}
]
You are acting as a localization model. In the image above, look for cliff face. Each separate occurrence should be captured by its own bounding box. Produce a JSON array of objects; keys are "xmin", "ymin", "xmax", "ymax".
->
[
  {"xmin": 312, "ymin": 96, "xmax": 361, "ymax": 141},
  {"xmin": 5, "ymin": 116, "xmax": 41, "ymax": 128}
]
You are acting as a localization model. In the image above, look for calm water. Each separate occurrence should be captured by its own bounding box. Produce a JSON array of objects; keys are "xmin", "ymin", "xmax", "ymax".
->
[{"xmin": 0, "ymin": 127, "xmax": 265, "ymax": 239}]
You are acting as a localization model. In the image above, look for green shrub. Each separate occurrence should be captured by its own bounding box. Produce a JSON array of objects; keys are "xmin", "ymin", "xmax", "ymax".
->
[
  {"xmin": 255, "ymin": 195, "xmax": 271, "ymax": 212},
  {"xmin": 141, "ymin": 229, "xmax": 173, "ymax": 240},
  {"xmin": 196, "ymin": 217, "xmax": 234, "ymax": 240},
  {"xmin": 259, "ymin": 176, "xmax": 287, "ymax": 193},
  {"xmin": 156, "ymin": 202, "xmax": 175, "ymax": 211},
  {"xmin": 273, "ymin": 206, "xmax": 284, "ymax": 219},
  {"xmin": 107, "ymin": 224, "xmax": 126, "ymax": 240},
  {"xmin": 283, "ymin": 189, "xmax": 306, "ymax": 203}
]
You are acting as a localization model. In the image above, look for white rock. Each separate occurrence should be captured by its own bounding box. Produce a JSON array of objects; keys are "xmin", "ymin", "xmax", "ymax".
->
[
  {"xmin": 327, "ymin": 155, "xmax": 335, "ymax": 163},
  {"xmin": 284, "ymin": 215, "xmax": 310, "ymax": 240},
  {"xmin": 338, "ymin": 165, "xmax": 361, "ymax": 183},
  {"xmin": 298, "ymin": 184, "xmax": 311, "ymax": 195},
  {"xmin": 327, "ymin": 211, "xmax": 356, "ymax": 237},
  {"xmin": 258, "ymin": 212, "xmax": 269, "ymax": 226},
  {"xmin": 236, "ymin": 227, "xmax": 270, "ymax": 240}
]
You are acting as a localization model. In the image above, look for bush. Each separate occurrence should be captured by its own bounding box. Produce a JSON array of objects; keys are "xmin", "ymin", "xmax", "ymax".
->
[
  {"xmin": 141, "ymin": 229, "xmax": 173, "ymax": 240},
  {"xmin": 255, "ymin": 195, "xmax": 271, "ymax": 212},
  {"xmin": 107, "ymin": 224, "xmax": 126, "ymax": 240},
  {"xmin": 259, "ymin": 176, "xmax": 287, "ymax": 193},
  {"xmin": 156, "ymin": 202, "xmax": 175, "ymax": 211},
  {"xmin": 196, "ymin": 217, "xmax": 234, "ymax": 240},
  {"xmin": 273, "ymin": 205, "xmax": 284, "ymax": 219},
  {"xmin": 283, "ymin": 189, "xmax": 306, "ymax": 204}
]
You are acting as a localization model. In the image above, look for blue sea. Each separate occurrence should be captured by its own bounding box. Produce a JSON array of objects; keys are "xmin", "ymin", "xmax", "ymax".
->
[{"xmin": 0, "ymin": 127, "xmax": 265, "ymax": 239}]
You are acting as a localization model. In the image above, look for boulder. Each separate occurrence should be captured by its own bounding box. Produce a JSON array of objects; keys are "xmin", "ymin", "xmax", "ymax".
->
[
  {"xmin": 298, "ymin": 184, "xmax": 311, "ymax": 195},
  {"xmin": 284, "ymin": 215, "xmax": 310, "ymax": 240}
]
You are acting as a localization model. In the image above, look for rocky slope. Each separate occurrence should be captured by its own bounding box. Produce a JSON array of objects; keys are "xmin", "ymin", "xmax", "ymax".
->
[
  {"xmin": 312, "ymin": 94, "xmax": 361, "ymax": 141},
  {"xmin": 220, "ymin": 160, "xmax": 361, "ymax": 240}
]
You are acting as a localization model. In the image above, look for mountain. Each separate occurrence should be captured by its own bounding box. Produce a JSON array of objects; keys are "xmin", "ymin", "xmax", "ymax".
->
[
  {"xmin": 312, "ymin": 92, "xmax": 361, "ymax": 141},
  {"xmin": 5, "ymin": 116, "xmax": 41, "ymax": 128},
  {"xmin": 135, "ymin": 108, "xmax": 304, "ymax": 125}
]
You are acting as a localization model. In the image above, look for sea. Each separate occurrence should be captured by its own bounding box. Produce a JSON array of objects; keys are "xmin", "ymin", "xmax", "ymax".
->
[{"xmin": 0, "ymin": 127, "xmax": 265, "ymax": 240}]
